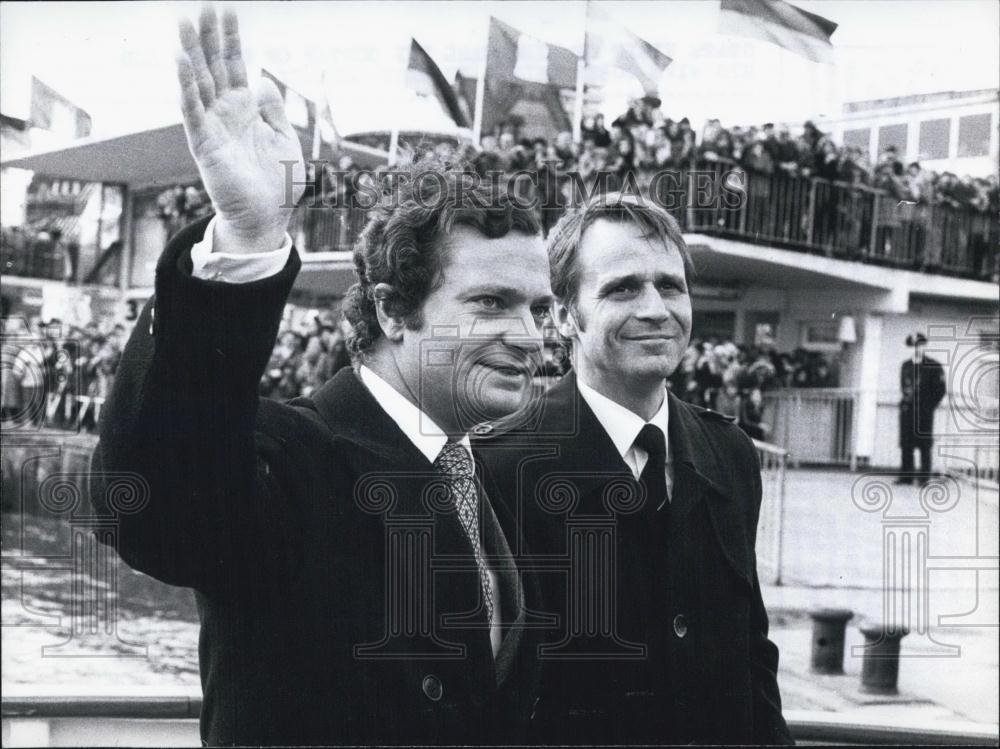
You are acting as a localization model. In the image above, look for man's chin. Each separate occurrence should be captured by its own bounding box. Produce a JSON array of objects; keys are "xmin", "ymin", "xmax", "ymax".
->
[
  {"xmin": 459, "ymin": 378, "xmax": 536, "ymax": 425},
  {"xmin": 631, "ymin": 357, "xmax": 678, "ymax": 382}
]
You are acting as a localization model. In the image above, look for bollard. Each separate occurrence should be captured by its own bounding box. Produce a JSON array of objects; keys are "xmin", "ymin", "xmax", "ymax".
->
[
  {"xmin": 809, "ymin": 608, "xmax": 854, "ymax": 674},
  {"xmin": 858, "ymin": 624, "xmax": 908, "ymax": 695}
]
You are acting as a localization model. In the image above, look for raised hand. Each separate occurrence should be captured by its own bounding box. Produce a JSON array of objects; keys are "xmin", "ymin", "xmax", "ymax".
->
[{"xmin": 176, "ymin": 6, "xmax": 306, "ymax": 254}]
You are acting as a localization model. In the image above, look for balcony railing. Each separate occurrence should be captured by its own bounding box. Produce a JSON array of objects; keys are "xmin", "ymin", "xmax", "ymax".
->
[
  {"xmin": 4, "ymin": 163, "xmax": 995, "ymax": 282},
  {"xmin": 657, "ymin": 160, "xmax": 999, "ymax": 282}
]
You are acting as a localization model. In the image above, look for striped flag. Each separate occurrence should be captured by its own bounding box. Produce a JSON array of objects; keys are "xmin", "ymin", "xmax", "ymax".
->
[
  {"xmin": 719, "ymin": 0, "xmax": 837, "ymax": 63},
  {"xmin": 585, "ymin": 5, "xmax": 672, "ymax": 97},
  {"xmin": 406, "ymin": 40, "xmax": 470, "ymax": 128},
  {"xmin": 477, "ymin": 17, "xmax": 579, "ymax": 137}
]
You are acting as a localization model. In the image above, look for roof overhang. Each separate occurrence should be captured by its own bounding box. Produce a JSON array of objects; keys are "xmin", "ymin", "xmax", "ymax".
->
[
  {"xmin": 1, "ymin": 123, "xmax": 389, "ymax": 190},
  {"xmin": 685, "ymin": 233, "xmax": 999, "ymax": 308}
]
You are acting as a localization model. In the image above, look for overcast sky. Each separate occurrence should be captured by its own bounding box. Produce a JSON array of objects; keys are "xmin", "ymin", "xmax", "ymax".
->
[{"xmin": 1, "ymin": 1, "xmax": 998, "ymax": 138}]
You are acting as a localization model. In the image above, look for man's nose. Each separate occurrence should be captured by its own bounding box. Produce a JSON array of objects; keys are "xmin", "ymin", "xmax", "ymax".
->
[{"xmin": 634, "ymin": 286, "xmax": 669, "ymax": 322}]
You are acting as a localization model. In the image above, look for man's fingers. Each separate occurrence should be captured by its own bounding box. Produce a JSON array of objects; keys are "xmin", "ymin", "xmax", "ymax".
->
[
  {"xmin": 199, "ymin": 5, "xmax": 229, "ymax": 95},
  {"xmin": 176, "ymin": 51, "xmax": 206, "ymax": 133},
  {"xmin": 178, "ymin": 17, "xmax": 216, "ymax": 107},
  {"xmin": 221, "ymin": 8, "xmax": 248, "ymax": 89},
  {"xmin": 257, "ymin": 77, "xmax": 291, "ymax": 135}
]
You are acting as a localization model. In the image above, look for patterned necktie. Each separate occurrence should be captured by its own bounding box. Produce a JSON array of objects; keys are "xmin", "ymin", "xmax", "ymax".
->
[
  {"xmin": 635, "ymin": 423, "xmax": 668, "ymax": 513},
  {"xmin": 434, "ymin": 441, "xmax": 495, "ymax": 625}
]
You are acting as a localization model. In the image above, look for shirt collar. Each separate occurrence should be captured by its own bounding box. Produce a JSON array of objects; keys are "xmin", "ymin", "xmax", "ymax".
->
[
  {"xmin": 359, "ymin": 365, "xmax": 471, "ymax": 464},
  {"xmin": 576, "ymin": 377, "xmax": 670, "ymax": 459}
]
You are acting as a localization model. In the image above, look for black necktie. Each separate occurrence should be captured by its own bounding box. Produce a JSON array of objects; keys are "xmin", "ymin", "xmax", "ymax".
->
[{"xmin": 635, "ymin": 423, "xmax": 668, "ymax": 514}]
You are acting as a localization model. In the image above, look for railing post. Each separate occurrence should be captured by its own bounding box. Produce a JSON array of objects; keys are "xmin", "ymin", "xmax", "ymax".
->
[
  {"xmin": 775, "ymin": 447, "xmax": 787, "ymax": 586},
  {"xmin": 806, "ymin": 178, "xmax": 817, "ymax": 248},
  {"xmin": 869, "ymin": 192, "xmax": 881, "ymax": 259}
]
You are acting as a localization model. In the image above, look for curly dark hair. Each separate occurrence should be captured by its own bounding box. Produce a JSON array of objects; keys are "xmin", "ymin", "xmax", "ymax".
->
[{"xmin": 342, "ymin": 156, "xmax": 542, "ymax": 356}]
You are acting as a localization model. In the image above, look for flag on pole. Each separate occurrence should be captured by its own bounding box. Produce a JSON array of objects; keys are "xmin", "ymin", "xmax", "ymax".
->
[
  {"xmin": 406, "ymin": 40, "xmax": 470, "ymax": 128},
  {"xmin": 29, "ymin": 77, "xmax": 92, "ymax": 139},
  {"xmin": 476, "ymin": 17, "xmax": 579, "ymax": 138},
  {"xmin": 718, "ymin": 0, "xmax": 837, "ymax": 63},
  {"xmin": 262, "ymin": 69, "xmax": 338, "ymax": 161},
  {"xmin": 584, "ymin": 5, "xmax": 672, "ymax": 97}
]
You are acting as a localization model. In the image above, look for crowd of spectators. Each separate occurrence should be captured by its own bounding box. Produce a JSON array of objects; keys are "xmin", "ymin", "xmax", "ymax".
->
[
  {"xmin": 259, "ymin": 310, "xmax": 353, "ymax": 400},
  {"xmin": 2, "ymin": 302, "xmax": 836, "ymax": 442},
  {"xmin": 462, "ymin": 99, "xmax": 999, "ymax": 237},
  {"xmin": 1, "ymin": 316, "xmax": 128, "ymax": 431},
  {"xmin": 668, "ymin": 339, "xmax": 837, "ymax": 440}
]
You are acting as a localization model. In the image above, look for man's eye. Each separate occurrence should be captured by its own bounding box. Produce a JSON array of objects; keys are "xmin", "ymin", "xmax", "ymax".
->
[
  {"xmin": 609, "ymin": 285, "xmax": 638, "ymax": 296},
  {"xmin": 531, "ymin": 306, "xmax": 550, "ymax": 319},
  {"xmin": 473, "ymin": 296, "xmax": 504, "ymax": 310},
  {"xmin": 658, "ymin": 281, "xmax": 685, "ymax": 294}
]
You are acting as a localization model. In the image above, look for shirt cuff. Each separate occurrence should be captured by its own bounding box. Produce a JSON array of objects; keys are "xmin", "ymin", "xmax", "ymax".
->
[{"xmin": 190, "ymin": 216, "xmax": 294, "ymax": 283}]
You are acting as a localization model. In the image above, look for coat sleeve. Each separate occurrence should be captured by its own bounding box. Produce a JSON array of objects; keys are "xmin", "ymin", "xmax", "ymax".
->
[
  {"xmin": 741, "ymin": 433, "xmax": 795, "ymax": 745},
  {"xmin": 89, "ymin": 216, "xmax": 302, "ymax": 594}
]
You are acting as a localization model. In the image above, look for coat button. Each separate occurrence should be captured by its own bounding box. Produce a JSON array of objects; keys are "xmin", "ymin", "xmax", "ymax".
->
[
  {"xmin": 472, "ymin": 423, "xmax": 493, "ymax": 435},
  {"xmin": 421, "ymin": 674, "xmax": 443, "ymax": 702},
  {"xmin": 673, "ymin": 614, "xmax": 688, "ymax": 639}
]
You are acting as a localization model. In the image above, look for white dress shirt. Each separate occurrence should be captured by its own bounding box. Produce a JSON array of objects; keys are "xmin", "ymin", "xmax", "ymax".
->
[
  {"xmin": 190, "ymin": 217, "xmax": 293, "ymax": 283},
  {"xmin": 189, "ymin": 232, "xmax": 502, "ymax": 655},
  {"xmin": 576, "ymin": 378, "xmax": 673, "ymax": 503}
]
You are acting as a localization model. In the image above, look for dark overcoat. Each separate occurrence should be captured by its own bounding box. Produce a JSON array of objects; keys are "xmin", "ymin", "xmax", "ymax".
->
[
  {"xmin": 475, "ymin": 371, "xmax": 794, "ymax": 745},
  {"xmin": 89, "ymin": 218, "xmax": 541, "ymax": 746},
  {"xmin": 899, "ymin": 356, "xmax": 946, "ymax": 448}
]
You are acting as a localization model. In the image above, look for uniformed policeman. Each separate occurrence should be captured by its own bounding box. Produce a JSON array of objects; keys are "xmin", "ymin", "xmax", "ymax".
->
[{"xmin": 897, "ymin": 333, "xmax": 947, "ymax": 485}]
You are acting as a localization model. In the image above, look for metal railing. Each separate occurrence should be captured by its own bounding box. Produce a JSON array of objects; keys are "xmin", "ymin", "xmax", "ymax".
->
[
  {"xmin": 653, "ymin": 159, "xmax": 998, "ymax": 281},
  {"xmin": 4, "ymin": 697, "xmax": 997, "ymax": 746},
  {"xmin": 287, "ymin": 204, "xmax": 368, "ymax": 254},
  {"xmin": 754, "ymin": 438, "xmax": 789, "ymax": 586},
  {"xmin": 763, "ymin": 388, "xmax": 859, "ymax": 469}
]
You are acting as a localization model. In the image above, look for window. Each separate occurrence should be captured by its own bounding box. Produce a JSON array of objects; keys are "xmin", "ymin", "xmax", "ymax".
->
[
  {"xmin": 692, "ymin": 310, "xmax": 736, "ymax": 342},
  {"xmin": 877, "ymin": 124, "xmax": 908, "ymax": 156},
  {"xmin": 842, "ymin": 128, "xmax": 870, "ymax": 155},
  {"xmin": 800, "ymin": 320, "xmax": 841, "ymax": 351},
  {"xmin": 957, "ymin": 113, "xmax": 992, "ymax": 157},
  {"xmin": 918, "ymin": 119, "xmax": 950, "ymax": 160}
]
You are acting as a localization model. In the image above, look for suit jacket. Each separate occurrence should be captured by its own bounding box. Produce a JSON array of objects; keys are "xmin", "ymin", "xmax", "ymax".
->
[
  {"xmin": 475, "ymin": 372, "xmax": 793, "ymax": 745},
  {"xmin": 899, "ymin": 356, "xmax": 946, "ymax": 446},
  {"xmin": 89, "ymin": 217, "xmax": 541, "ymax": 745}
]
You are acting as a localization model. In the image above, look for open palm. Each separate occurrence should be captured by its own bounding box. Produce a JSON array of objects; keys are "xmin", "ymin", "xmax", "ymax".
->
[{"xmin": 176, "ymin": 7, "xmax": 305, "ymax": 251}]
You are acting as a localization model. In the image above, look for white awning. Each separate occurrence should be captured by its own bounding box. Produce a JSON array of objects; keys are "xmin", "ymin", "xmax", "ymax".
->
[{"xmin": 1, "ymin": 123, "xmax": 388, "ymax": 190}]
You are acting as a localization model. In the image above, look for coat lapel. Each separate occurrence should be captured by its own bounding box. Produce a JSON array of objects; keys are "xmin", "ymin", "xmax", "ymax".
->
[
  {"xmin": 667, "ymin": 392, "xmax": 754, "ymax": 587},
  {"xmin": 305, "ymin": 369, "xmax": 493, "ymax": 651},
  {"xmin": 540, "ymin": 373, "xmax": 637, "ymax": 514}
]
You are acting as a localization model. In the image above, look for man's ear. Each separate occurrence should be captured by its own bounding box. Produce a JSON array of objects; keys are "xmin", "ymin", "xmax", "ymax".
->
[
  {"xmin": 373, "ymin": 283, "xmax": 405, "ymax": 342},
  {"xmin": 554, "ymin": 299, "xmax": 579, "ymax": 340}
]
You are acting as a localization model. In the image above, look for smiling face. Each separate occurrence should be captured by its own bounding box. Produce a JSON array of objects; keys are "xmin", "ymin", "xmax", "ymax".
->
[
  {"xmin": 394, "ymin": 225, "xmax": 553, "ymax": 432},
  {"xmin": 557, "ymin": 219, "xmax": 692, "ymax": 401}
]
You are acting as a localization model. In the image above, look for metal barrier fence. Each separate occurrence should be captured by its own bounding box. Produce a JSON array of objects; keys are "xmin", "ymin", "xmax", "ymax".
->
[
  {"xmin": 763, "ymin": 389, "xmax": 859, "ymax": 469},
  {"xmin": 754, "ymin": 439, "xmax": 789, "ymax": 586}
]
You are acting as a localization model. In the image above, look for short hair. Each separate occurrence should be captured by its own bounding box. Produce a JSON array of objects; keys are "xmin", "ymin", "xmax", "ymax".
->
[
  {"xmin": 342, "ymin": 157, "xmax": 542, "ymax": 355},
  {"xmin": 547, "ymin": 193, "xmax": 693, "ymax": 310}
]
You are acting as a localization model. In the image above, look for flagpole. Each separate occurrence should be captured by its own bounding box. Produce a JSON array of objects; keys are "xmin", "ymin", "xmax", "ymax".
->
[
  {"xmin": 311, "ymin": 75, "xmax": 323, "ymax": 162},
  {"xmin": 572, "ymin": 0, "xmax": 590, "ymax": 145},
  {"xmin": 471, "ymin": 15, "xmax": 490, "ymax": 147}
]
